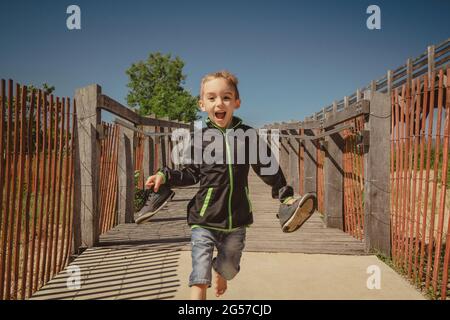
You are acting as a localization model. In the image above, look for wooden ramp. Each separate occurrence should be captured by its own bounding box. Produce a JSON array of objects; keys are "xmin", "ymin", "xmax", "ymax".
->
[{"xmin": 99, "ymin": 169, "xmax": 366, "ymax": 255}]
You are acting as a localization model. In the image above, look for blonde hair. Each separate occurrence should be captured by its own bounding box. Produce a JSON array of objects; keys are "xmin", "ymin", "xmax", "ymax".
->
[{"xmin": 200, "ymin": 70, "xmax": 240, "ymax": 100}]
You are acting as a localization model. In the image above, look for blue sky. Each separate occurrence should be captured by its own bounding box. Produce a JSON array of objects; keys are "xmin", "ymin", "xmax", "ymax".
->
[{"xmin": 0, "ymin": 0, "xmax": 449, "ymax": 127}]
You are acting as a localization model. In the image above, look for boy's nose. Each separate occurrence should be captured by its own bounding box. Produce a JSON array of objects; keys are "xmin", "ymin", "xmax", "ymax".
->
[{"xmin": 215, "ymin": 98, "xmax": 224, "ymax": 106}]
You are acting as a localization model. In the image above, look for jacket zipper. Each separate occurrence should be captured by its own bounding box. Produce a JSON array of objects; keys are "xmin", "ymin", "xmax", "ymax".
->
[
  {"xmin": 224, "ymin": 131, "xmax": 233, "ymax": 230},
  {"xmin": 209, "ymin": 118, "xmax": 241, "ymax": 230}
]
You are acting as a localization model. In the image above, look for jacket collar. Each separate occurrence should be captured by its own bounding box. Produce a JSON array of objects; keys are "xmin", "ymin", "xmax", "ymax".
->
[{"xmin": 205, "ymin": 116, "xmax": 243, "ymax": 131}]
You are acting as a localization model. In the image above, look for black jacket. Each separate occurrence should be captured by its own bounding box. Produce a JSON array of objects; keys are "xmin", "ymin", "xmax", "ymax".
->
[{"xmin": 158, "ymin": 116, "xmax": 293, "ymax": 231}]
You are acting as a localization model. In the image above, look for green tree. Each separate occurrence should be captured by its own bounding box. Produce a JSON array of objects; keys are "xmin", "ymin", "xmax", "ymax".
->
[{"xmin": 126, "ymin": 52, "xmax": 199, "ymax": 122}]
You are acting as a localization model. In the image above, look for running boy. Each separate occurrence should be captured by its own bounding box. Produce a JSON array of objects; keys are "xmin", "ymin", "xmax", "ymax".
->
[{"xmin": 139, "ymin": 71, "xmax": 316, "ymax": 300}]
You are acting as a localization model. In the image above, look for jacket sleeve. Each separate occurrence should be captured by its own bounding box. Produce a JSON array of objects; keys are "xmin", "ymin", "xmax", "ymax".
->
[
  {"xmin": 157, "ymin": 137, "xmax": 201, "ymax": 187},
  {"xmin": 158, "ymin": 163, "xmax": 201, "ymax": 187},
  {"xmin": 251, "ymin": 132, "xmax": 293, "ymax": 201}
]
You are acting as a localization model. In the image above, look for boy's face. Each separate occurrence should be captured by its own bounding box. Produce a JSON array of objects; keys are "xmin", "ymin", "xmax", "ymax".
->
[{"xmin": 199, "ymin": 78, "xmax": 241, "ymax": 128}]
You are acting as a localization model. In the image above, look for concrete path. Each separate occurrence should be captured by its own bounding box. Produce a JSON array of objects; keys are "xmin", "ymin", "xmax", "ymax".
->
[{"xmin": 30, "ymin": 245, "xmax": 425, "ymax": 300}]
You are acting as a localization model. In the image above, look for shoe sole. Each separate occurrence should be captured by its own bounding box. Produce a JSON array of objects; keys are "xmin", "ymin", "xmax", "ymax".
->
[
  {"xmin": 282, "ymin": 194, "xmax": 316, "ymax": 233},
  {"xmin": 135, "ymin": 191, "xmax": 175, "ymax": 224}
]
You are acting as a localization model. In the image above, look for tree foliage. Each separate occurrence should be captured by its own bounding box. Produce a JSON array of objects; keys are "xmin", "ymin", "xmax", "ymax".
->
[{"xmin": 126, "ymin": 53, "xmax": 199, "ymax": 122}]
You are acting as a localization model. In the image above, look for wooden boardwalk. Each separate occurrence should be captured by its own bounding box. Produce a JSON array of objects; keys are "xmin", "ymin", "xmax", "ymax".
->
[
  {"xmin": 30, "ymin": 170, "xmax": 373, "ymax": 300},
  {"xmin": 99, "ymin": 169, "xmax": 366, "ymax": 255}
]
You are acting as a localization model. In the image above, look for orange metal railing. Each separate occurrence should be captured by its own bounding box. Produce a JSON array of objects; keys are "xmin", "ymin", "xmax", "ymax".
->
[
  {"xmin": 0, "ymin": 79, "xmax": 76, "ymax": 299},
  {"xmin": 342, "ymin": 116, "xmax": 365, "ymax": 240},
  {"xmin": 390, "ymin": 68, "xmax": 450, "ymax": 299}
]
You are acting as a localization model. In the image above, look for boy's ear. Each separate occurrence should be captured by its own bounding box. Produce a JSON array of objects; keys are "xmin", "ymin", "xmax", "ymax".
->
[
  {"xmin": 234, "ymin": 99, "xmax": 241, "ymax": 110},
  {"xmin": 198, "ymin": 99, "xmax": 206, "ymax": 112}
]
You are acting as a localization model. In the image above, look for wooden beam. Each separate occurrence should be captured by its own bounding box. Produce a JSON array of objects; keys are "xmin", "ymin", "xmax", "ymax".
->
[
  {"xmin": 100, "ymin": 94, "xmax": 190, "ymax": 129},
  {"xmin": 101, "ymin": 94, "xmax": 141, "ymax": 125},
  {"xmin": 322, "ymin": 100, "xmax": 369, "ymax": 129},
  {"xmin": 73, "ymin": 84, "xmax": 101, "ymax": 248},
  {"xmin": 364, "ymin": 92, "xmax": 391, "ymax": 256},
  {"xmin": 117, "ymin": 120, "xmax": 135, "ymax": 224}
]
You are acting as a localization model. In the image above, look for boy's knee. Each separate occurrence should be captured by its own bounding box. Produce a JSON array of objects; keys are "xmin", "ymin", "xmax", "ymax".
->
[{"xmin": 213, "ymin": 257, "xmax": 241, "ymax": 280}]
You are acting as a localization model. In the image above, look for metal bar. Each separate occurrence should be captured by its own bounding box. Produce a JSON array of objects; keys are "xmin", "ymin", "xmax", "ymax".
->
[
  {"xmin": 27, "ymin": 89, "xmax": 41, "ymax": 298},
  {"xmin": 99, "ymin": 123, "xmax": 112, "ymax": 233},
  {"xmin": 355, "ymin": 117, "xmax": 365, "ymax": 240},
  {"xmin": 397, "ymin": 84, "xmax": 407, "ymax": 268},
  {"xmin": 5, "ymin": 82, "xmax": 21, "ymax": 299},
  {"xmin": 425, "ymin": 70, "xmax": 444, "ymax": 291},
  {"xmin": 52, "ymin": 97, "xmax": 65, "ymax": 275},
  {"xmin": 419, "ymin": 74, "xmax": 435, "ymax": 282},
  {"xmin": 434, "ymin": 67, "xmax": 449, "ymax": 298},
  {"xmin": 63, "ymin": 99, "xmax": 76, "ymax": 266},
  {"xmin": 409, "ymin": 77, "xmax": 423, "ymax": 278},
  {"xmin": 439, "ymin": 67, "xmax": 450, "ymax": 299},
  {"xmin": 402, "ymin": 70, "xmax": 414, "ymax": 271},
  {"xmin": 40, "ymin": 94, "xmax": 53, "ymax": 288},
  {"xmin": 107, "ymin": 124, "xmax": 118, "ymax": 231},
  {"xmin": 12, "ymin": 85, "xmax": 27, "ymax": 299},
  {"xmin": 58, "ymin": 97, "xmax": 71, "ymax": 274},
  {"xmin": 106, "ymin": 125, "xmax": 119, "ymax": 231},
  {"xmin": 22, "ymin": 89, "xmax": 36, "ymax": 299},
  {"xmin": 0, "ymin": 79, "xmax": 13, "ymax": 300},
  {"xmin": 33, "ymin": 90, "xmax": 48, "ymax": 292},
  {"xmin": 0, "ymin": 79, "xmax": 7, "ymax": 299},
  {"xmin": 102, "ymin": 125, "xmax": 116, "ymax": 233},
  {"xmin": 34, "ymin": 92, "xmax": 46, "ymax": 292},
  {"xmin": 407, "ymin": 78, "xmax": 421, "ymax": 277},
  {"xmin": 404, "ymin": 77, "xmax": 415, "ymax": 271},
  {"xmin": 414, "ymin": 75, "xmax": 428, "ymax": 280},
  {"xmin": 44, "ymin": 96, "xmax": 58, "ymax": 283},
  {"xmin": 430, "ymin": 70, "xmax": 445, "ymax": 293},
  {"xmin": 390, "ymin": 89, "xmax": 396, "ymax": 257}
]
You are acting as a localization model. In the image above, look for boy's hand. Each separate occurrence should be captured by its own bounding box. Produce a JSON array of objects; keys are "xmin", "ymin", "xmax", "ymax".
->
[{"xmin": 145, "ymin": 174, "xmax": 164, "ymax": 192}]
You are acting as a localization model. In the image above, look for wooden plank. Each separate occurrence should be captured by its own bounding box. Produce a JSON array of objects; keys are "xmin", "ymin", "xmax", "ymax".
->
[
  {"xmin": 98, "ymin": 169, "xmax": 365, "ymax": 255},
  {"xmin": 101, "ymin": 94, "xmax": 190, "ymax": 128}
]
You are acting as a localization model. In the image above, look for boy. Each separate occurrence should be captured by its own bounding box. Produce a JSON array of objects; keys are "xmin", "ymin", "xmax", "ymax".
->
[{"xmin": 136, "ymin": 71, "xmax": 316, "ymax": 299}]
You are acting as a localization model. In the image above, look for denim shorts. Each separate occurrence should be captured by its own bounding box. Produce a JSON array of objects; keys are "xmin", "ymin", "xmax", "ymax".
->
[{"xmin": 189, "ymin": 226, "xmax": 246, "ymax": 287}]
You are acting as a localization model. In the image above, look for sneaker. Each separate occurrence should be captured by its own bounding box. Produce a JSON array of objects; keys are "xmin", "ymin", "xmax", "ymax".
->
[
  {"xmin": 134, "ymin": 184, "xmax": 175, "ymax": 224},
  {"xmin": 277, "ymin": 193, "xmax": 317, "ymax": 233}
]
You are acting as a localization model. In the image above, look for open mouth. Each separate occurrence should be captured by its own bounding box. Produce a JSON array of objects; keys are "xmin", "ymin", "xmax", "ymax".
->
[{"xmin": 215, "ymin": 111, "xmax": 227, "ymax": 120}]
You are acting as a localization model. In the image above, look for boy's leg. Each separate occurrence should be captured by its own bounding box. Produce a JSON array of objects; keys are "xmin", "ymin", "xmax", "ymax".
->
[
  {"xmin": 190, "ymin": 284, "xmax": 208, "ymax": 300},
  {"xmin": 189, "ymin": 227, "xmax": 216, "ymax": 300},
  {"xmin": 212, "ymin": 227, "xmax": 246, "ymax": 297}
]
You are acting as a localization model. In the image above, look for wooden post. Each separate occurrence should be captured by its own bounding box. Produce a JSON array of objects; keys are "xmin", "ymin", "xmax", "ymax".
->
[
  {"xmin": 142, "ymin": 117, "xmax": 155, "ymax": 178},
  {"xmin": 73, "ymin": 84, "xmax": 101, "ymax": 248},
  {"xmin": 387, "ymin": 70, "xmax": 393, "ymax": 95},
  {"xmin": 427, "ymin": 45, "xmax": 435, "ymax": 83},
  {"xmin": 287, "ymin": 130, "xmax": 300, "ymax": 194},
  {"xmin": 303, "ymin": 128, "xmax": 317, "ymax": 194},
  {"xmin": 279, "ymin": 130, "xmax": 290, "ymax": 182},
  {"xmin": 324, "ymin": 130, "xmax": 345, "ymax": 229},
  {"xmin": 364, "ymin": 92, "xmax": 391, "ymax": 256},
  {"xmin": 117, "ymin": 119, "xmax": 135, "ymax": 224}
]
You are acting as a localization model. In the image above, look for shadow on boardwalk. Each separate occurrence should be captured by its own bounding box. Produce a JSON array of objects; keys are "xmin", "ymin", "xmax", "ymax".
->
[{"xmin": 31, "ymin": 170, "xmax": 366, "ymax": 300}]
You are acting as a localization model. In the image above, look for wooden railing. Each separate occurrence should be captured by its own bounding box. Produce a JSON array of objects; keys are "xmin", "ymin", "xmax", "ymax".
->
[
  {"xmin": 73, "ymin": 84, "xmax": 191, "ymax": 250},
  {"xmin": 0, "ymin": 80, "xmax": 76, "ymax": 300},
  {"xmin": 0, "ymin": 81, "xmax": 190, "ymax": 300},
  {"xmin": 264, "ymin": 39, "xmax": 450, "ymax": 299}
]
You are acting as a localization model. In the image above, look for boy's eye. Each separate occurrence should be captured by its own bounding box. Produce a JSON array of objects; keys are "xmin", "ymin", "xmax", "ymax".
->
[
  {"xmin": 224, "ymin": 96, "xmax": 230, "ymax": 100},
  {"xmin": 208, "ymin": 97, "xmax": 215, "ymax": 101}
]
